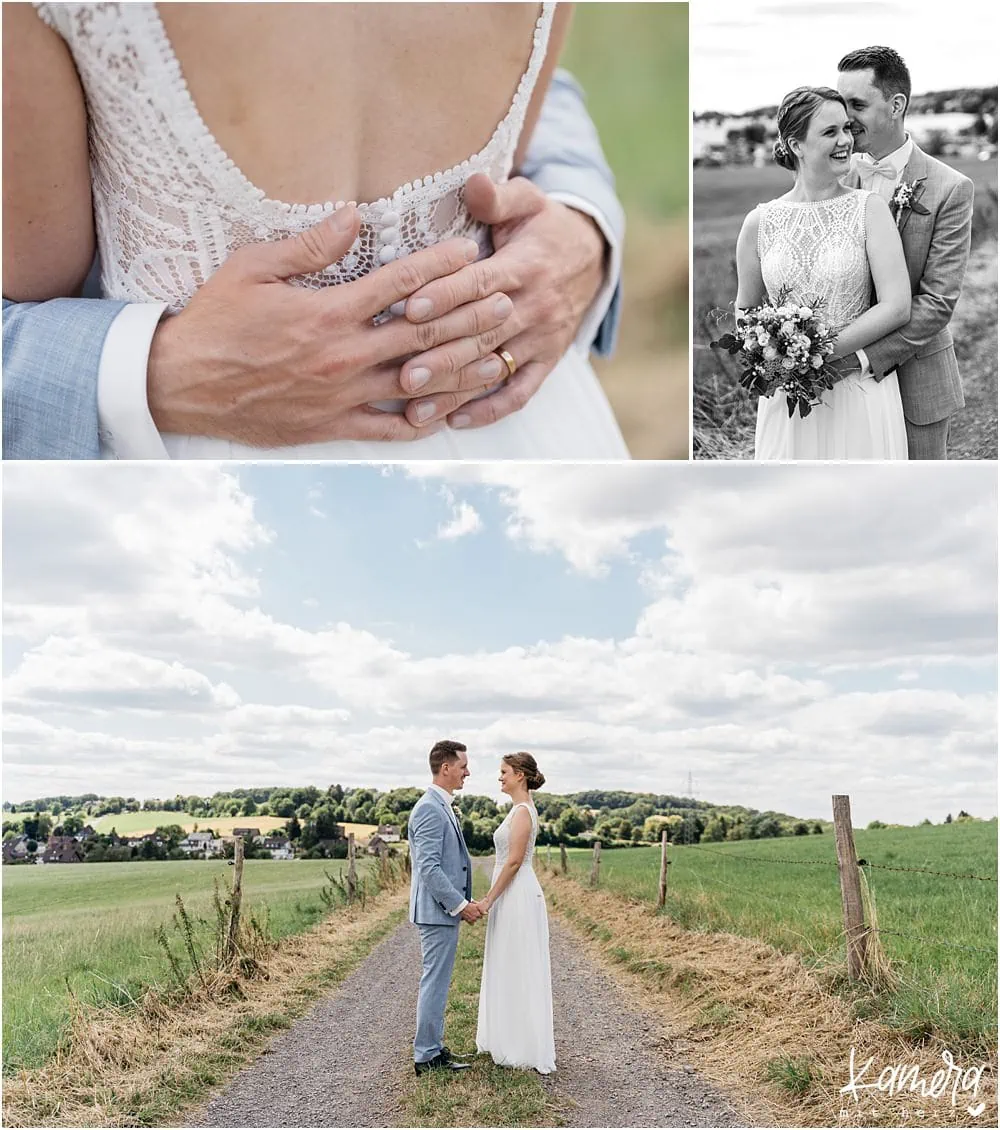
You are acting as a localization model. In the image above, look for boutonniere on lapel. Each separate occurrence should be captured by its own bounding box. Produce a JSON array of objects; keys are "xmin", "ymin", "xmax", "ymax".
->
[{"xmin": 889, "ymin": 177, "xmax": 929, "ymax": 228}]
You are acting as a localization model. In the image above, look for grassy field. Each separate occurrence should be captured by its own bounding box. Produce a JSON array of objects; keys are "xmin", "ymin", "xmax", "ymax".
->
[
  {"xmin": 692, "ymin": 157, "xmax": 998, "ymax": 459},
  {"xmin": 89, "ymin": 810, "xmax": 377, "ymax": 841},
  {"xmin": 561, "ymin": 821, "xmax": 997, "ymax": 1056},
  {"xmin": 562, "ymin": 3, "xmax": 689, "ymax": 458},
  {"xmin": 2, "ymin": 857, "xmax": 375, "ymax": 1074}
]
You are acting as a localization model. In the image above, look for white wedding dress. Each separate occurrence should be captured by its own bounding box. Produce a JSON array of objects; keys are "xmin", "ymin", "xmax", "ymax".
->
[
  {"xmin": 34, "ymin": 2, "xmax": 628, "ymax": 460},
  {"xmin": 476, "ymin": 802, "xmax": 555, "ymax": 1074},
  {"xmin": 754, "ymin": 190, "xmax": 908, "ymax": 460}
]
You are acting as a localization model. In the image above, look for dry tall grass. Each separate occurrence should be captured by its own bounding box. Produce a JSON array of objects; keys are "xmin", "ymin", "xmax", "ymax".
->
[
  {"xmin": 2, "ymin": 864, "xmax": 410, "ymax": 1128},
  {"xmin": 542, "ymin": 871, "xmax": 997, "ymax": 1129}
]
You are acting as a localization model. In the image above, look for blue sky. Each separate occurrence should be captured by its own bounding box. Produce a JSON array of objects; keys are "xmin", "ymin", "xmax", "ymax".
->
[{"xmin": 3, "ymin": 462, "xmax": 996, "ymax": 826}]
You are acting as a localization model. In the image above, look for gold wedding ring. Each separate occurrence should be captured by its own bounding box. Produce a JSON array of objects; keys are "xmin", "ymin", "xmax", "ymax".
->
[{"xmin": 496, "ymin": 348, "xmax": 518, "ymax": 377}]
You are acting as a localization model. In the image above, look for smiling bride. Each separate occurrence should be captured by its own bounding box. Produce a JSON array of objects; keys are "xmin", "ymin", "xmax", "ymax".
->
[{"xmin": 734, "ymin": 86, "xmax": 912, "ymax": 460}]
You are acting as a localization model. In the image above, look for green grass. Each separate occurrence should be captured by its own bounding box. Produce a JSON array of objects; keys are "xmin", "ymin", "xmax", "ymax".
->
[
  {"xmin": 403, "ymin": 871, "xmax": 562, "ymax": 1128},
  {"xmin": 562, "ymin": 821, "xmax": 998, "ymax": 1056},
  {"xmin": 1, "ymin": 858, "xmax": 371, "ymax": 1074},
  {"xmin": 693, "ymin": 157, "xmax": 998, "ymax": 459},
  {"xmin": 563, "ymin": 3, "xmax": 688, "ymax": 221}
]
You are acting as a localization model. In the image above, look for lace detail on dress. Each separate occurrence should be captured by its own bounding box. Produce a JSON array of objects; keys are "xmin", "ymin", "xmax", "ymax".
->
[
  {"xmin": 493, "ymin": 803, "xmax": 538, "ymax": 869},
  {"xmin": 758, "ymin": 191, "xmax": 873, "ymax": 333},
  {"xmin": 32, "ymin": 2, "xmax": 556, "ymax": 313}
]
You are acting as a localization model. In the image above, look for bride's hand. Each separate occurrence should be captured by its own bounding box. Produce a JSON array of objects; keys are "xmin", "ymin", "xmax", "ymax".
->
[
  {"xmin": 146, "ymin": 206, "xmax": 516, "ymax": 446},
  {"xmin": 397, "ymin": 173, "xmax": 607, "ymax": 431}
]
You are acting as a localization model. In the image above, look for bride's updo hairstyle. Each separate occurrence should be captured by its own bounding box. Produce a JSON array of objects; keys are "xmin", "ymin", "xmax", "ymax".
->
[
  {"xmin": 503, "ymin": 752, "xmax": 545, "ymax": 790},
  {"xmin": 772, "ymin": 86, "xmax": 848, "ymax": 171}
]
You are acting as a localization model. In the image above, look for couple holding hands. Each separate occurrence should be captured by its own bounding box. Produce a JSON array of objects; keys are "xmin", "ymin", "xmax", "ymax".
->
[{"xmin": 408, "ymin": 742, "xmax": 555, "ymax": 1077}]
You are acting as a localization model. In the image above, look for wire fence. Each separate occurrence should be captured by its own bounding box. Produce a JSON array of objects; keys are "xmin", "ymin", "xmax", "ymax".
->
[{"xmin": 555, "ymin": 829, "xmax": 998, "ymax": 963}]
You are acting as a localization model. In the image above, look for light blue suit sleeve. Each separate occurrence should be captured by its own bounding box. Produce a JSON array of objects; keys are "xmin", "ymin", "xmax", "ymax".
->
[
  {"xmin": 409, "ymin": 802, "xmax": 466, "ymax": 914},
  {"xmin": 520, "ymin": 68, "xmax": 625, "ymax": 356},
  {"xmin": 2, "ymin": 296, "xmax": 125, "ymax": 459}
]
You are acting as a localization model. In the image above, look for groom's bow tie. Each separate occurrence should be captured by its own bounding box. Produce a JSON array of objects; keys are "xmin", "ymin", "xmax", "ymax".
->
[{"xmin": 863, "ymin": 158, "xmax": 897, "ymax": 179}]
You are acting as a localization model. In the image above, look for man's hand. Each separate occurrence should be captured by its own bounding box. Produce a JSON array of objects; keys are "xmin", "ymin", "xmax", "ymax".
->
[
  {"xmin": 459, "ymin": 902, "xmax": 483, "ymax": 923},
  {"xmin": 146, "ymin": 205, "xmax": 515, "ymax": 447},
  {"xmin": 397, "ymin": 172, "xmax": 608, "ymax": 430}
]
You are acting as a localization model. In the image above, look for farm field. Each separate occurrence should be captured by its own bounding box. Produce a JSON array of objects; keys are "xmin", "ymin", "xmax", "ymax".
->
[
  {"xmin": 2, "ymin": 857, "xmax": 375, "ymax": 1074},
  {"xmin": 692, "ymin": 158, "xmax": 998, "ymax": 459},
  {"xmin": 90, "ymin": 810, "xmax": 378, "ymax": 841},
  {"xmin": 561, "ymin": 821, "xmax": 997, "ymax": 1056}
]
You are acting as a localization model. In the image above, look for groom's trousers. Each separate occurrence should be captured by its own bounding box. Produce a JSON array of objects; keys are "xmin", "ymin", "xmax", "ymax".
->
[{"xmin": 414, "ymin": 923, "xmax": 460, "ymax": 1063}]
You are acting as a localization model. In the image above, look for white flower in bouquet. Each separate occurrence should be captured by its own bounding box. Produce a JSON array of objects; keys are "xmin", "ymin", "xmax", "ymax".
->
[
  {"xmin": 781, "ymin": 357, "xmax": 796, "ymax": 370},
  {"xmin": 763, "ymin": 345, "xmax": 779, "ymax": 360},
  {"xmin": 797, "ymin": 306, "xmax": 814, "ymax": 319},
  {"xmin": 811, "ymin": 354, "xmax": 824, "ymax": 368},
  {"xmin": 779, "ymin": 319, "xmax": 797, "ymax": 338}
]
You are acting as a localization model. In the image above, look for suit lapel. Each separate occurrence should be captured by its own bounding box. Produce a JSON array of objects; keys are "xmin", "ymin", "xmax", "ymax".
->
[{"xmin": 431, "ymin": 788, "xmax": 466, "ymax": 853}]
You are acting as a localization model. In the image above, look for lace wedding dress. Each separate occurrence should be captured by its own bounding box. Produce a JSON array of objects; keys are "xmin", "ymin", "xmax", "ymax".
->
[
  {"xmin": 34, "ymin": 1, "xmax": 628, "ymax": 460},
  {"xmin": 476, "ymin": 802, "xmax": 555, "ymax": 1073},
  {"xmin": 754, "ymin": 190, "xmax": 908, "ymax": 460}
]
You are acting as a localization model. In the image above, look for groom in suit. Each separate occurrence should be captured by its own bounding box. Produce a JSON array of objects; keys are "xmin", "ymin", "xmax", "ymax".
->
[
  {"xmin": 837, "ymin": 46, "xmax": 975, "ymax": 460},
  {"xmin": 408, "ymin": 739, "xmax": 480, "ymax": 1075},
  {"xmin": 3, "ymin": 72, "xmax": 624, "ymax": 458}
]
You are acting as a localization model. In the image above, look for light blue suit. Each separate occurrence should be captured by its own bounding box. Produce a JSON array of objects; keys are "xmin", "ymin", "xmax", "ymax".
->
[
  {"xmin": 408, "ymin": 786, "xmax": 473, "ymax": 1063},
  {"xmin": 3, "ymin": 70, "xmax": 623, "ymax": 460}
]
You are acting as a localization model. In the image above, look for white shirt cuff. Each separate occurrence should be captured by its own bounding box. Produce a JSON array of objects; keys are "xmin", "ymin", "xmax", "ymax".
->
[
  {"xmin": 98, "ymin": 303, "xmax": 171, "ymax": 459},
  {"xmin": 546, "ymin": 191, "xmax": 621, "ymax": 354},
  {"xmin": 449, "ymin": 898, "xmax": 469, "ymax": 916},
  {"xmin": 855, "ymin": 348, "xmax": 872, "ymax": 376}
]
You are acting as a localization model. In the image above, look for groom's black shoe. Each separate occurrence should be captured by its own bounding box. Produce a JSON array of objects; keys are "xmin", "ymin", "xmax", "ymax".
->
[{"xmin": 414, "ymin": 1049, "xmax": 471, "ymax": 1075}]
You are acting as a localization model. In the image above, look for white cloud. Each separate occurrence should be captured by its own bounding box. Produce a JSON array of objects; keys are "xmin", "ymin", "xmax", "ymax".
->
[{"xmin": 2, "ymin": 463, "xmax": 995, "ymax": 827}]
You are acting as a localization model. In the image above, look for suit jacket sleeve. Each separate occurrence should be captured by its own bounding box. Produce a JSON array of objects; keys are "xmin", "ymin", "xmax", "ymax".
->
[
  {"xmin": 409, "ymin": 803, "xmax": 466, "ymax": 914},
  {"xmin": 3, "ymin": 297, "xmax": 126, "ymax": 459},
  {"xmin": 520, "ymin": 68, "xmax": 625, "ymax": 357},
  {"xmin": 864, "ymin": 177, "xmax": 974, "ymax": 378}
]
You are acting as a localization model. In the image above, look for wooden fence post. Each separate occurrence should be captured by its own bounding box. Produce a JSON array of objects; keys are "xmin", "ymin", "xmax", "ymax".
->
[
  {"xmin": 590, "ymin": 841, "xmax": 602, "ymax": 888},
  {"xmin": 832, "ymin": 795, "xmax": 867, "ymax": 979},
  {"xmin": 657, "ymin": 830, "xmax": 669, "ymax": 909},
  {"xmin": 226, "ymin": 836, "xmax": 245, "ymax": 961},
  {"xmin": 560, "ymin": 844, "xmax": 568, "ymax": 874},
  {"xmin": 347, "ymin": 833, "xmax": 357, "ymax": 902}
]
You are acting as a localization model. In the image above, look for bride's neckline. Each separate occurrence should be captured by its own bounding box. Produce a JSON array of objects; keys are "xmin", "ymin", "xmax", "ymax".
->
[
  {"xmin": 775, "ymin": 189, "xmax": 857, "ymax": 208},
  {"xmin": 145, "ymin": 2, "xmax": 555, "ymax": 218}
]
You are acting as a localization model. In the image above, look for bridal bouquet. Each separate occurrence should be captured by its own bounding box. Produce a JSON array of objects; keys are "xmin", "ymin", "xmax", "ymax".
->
[{"xmin": 711, "ymin": 290, "xmax": 839, "ymax": 419}]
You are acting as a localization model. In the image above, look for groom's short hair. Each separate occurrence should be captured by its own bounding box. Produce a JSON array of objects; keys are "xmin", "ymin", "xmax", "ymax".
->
[
  {"xmin": 838, "ymin": 46, "xmax": 911, "ymax": 115},
  {"xmin": 429, "ymin": 739, "xmax": 467, "ymax": 774}
]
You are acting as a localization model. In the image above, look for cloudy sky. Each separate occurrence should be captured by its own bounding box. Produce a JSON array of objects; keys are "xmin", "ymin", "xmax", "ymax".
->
[
  {"xmin": 692, "ymin": 0, "xmax": 999, "ymax": 114},
  {"xmin": 3, "ymin": 463, "xmax": 996, "ymax": 827}
]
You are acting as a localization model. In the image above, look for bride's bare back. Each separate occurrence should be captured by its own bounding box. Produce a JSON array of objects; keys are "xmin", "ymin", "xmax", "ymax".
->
[
  {"xmin": 3, "ymin": 2, "xmax": 569, "ymax": 300},
  {"xmin": 159, "ymin": 3, "xmax": 559, "ymax": 204}
]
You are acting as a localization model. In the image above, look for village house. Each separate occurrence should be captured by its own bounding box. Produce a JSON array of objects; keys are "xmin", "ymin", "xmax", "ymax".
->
[
  {"xmin": 262, "ymin": 837, "xmax": 295, "ymax": 860},
  {"xmin": 2, "ymin": 835, "xmax": 32, "ymax": 864},
  {"xmin": 179, "ymin": 831, "xmax": 222, "ymax": 856},
  {"xmin": 231, "ymin": 827, "xmax": 263, "ymax": 842},
  {"xmin": 76, "ymin": 825, "xmax": 97, "ymax": 841},
  {"xmin": 376, "ymin": 824, "xmax": 401, "ymax": 842},
  {"xmin": 367, "ymin": 833, "xmax": 390, "ymax": 858},
  {"xmin": 39, "ymin": 836, "xmax": 85, "ymax": 864}
]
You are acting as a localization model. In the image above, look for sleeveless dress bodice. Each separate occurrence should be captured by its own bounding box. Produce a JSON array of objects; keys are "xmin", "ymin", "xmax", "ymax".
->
[
  {"xmin": 753, "ymin": 189, "xmax": 907, "ymax": 461},
  {"xmin": 492, "ymin": 801, "xmax": 538, "ymax": 874},
  {"xmin": 33, "ymin": 2, "xmax": 556, "ymax": 313},
  {"xmin": 758, "ymin": 190, "xmax": 872, "ymax": 333}
]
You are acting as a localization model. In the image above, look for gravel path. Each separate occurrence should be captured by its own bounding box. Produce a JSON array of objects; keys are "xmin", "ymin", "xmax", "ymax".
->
[
  {"xmin": 191, "ymin": 923, "xmax": 422, "ymax": 1127},
  {"xmin": 191, "ymin": 880, "xmax": 749, "ymax": 1127},
  {"xmin": 543, "ymin": 919, "xmax": 747, "ymax": 1127}
]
